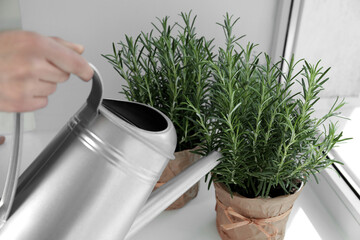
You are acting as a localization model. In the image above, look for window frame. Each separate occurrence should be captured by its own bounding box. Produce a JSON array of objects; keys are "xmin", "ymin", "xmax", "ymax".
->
[{"xmin": 275, "ymin": 0, "xmax": 360, "ymax": 236}]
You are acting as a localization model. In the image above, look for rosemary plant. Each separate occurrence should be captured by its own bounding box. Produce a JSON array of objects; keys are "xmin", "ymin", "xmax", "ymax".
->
[
  {"xmin": 191, "ymin": 14, "xmax": 348, "ymax": 198},
  {"xmin": 103, "ymin": 12, "xmax": 214, "ymax": 151}
]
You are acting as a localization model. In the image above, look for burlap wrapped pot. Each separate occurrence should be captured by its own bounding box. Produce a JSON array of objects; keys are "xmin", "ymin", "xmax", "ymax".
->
[
  {"xmin": 154, "ymin": 147, "xmax": 201, "ymax": 210},
  {"xmin": 214, "ymin": 182, "xmax": 303, "ymax": 240}
]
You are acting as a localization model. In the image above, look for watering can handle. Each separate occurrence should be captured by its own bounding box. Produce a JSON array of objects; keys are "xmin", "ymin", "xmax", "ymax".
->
[
  {"xmin": 76, "ymin": 63, "xmax": 104, "ymax": 124},
  {"xmin": 0, "ymin": 64, "xmax": 103, "ymax": 228},
  {"xmin": 0, "ymin": 113, "xmax": 22, "ymax": 228}
]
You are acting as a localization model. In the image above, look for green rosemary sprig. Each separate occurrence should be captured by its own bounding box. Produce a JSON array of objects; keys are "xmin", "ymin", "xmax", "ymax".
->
[
  {"xmin": 190, "ymin": 13, "xmax": 349, "ymax": 198},
  {"xmin": 103, "ymin": 11, "xmax": 215, "ymax": 151}
]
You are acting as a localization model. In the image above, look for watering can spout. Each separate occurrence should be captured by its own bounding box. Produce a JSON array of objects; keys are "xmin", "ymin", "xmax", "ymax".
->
[{"xmin": 126, "ymin": 151, "xmax": 221, "ymax": 239}]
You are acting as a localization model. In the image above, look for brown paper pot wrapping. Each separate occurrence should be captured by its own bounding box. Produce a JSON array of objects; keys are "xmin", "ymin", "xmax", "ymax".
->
[
  {"xmin": 214, "ymin": 182, "xmax": 303, "ymax": 240},
  {"xmin": 154, "ymin": 148, "xmax": 201, "ymax": 210}
]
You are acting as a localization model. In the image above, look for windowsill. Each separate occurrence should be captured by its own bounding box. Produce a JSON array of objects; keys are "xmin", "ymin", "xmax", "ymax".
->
[
  {"xmin": 0, "ymin": 130, "xmax": 358, "ymax": 240},
  {"xmin": 130, "ymin": 177, "xmax": 352, "ymax": 240},
  {"xmin": 311, "ymin": 166, "xmax": 360, "ymax": 239},
  {"xmin": 332, "ymin": 96, "xmax": 360, "ymax": 191}
]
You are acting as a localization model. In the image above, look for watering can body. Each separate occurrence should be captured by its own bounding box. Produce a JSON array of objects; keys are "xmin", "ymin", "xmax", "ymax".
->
[
  {"xmin": 0, "ymin": 65, "xmax": 221, "ymax": 240},
  {"xmin": 0, "ymin": 66, "xmax": 177, "ymax": 240}
]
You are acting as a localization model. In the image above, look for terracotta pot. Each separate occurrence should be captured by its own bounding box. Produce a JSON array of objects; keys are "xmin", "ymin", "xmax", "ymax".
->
[
  {"xmin": 154, "ymin": 148, "xmax": 201, "ymax": 210},
  {"xmin": 214, "ymin": 182, "xmax": 303, "ymax": 240}
]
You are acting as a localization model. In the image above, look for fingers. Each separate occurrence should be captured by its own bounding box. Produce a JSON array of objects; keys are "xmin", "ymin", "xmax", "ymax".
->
[
  {"xmin": 0, "ymin": 96, "xmax": 48, "ymax": 112},
  {"xmin": 21, "ymin": 97, "xmax": 48, "ymax": 112},
  {"xmin": 0, "ymin": 77, "xmax": 57, "ymax": 111},
  {"xmin": 2, "ymin": 79, "xmax": 56, "ymax": 112},
  {"xmin": 50, "ymin": 36, "xmax": 84, "ymax": 54},
  {"xmin": 36, "ymin": 61, "xmax": 70, "ymax": 83},
  {"xmin": 0, "ymin": 31, "xmax": 94, "ymax": 112},
  {"xmin": 33, "ymin": 79, "xmax": 57, "ymax": 97},
  {"xmin": 44, "ymin": 37, "xmax": 94, "ymax": 81},
  {"xmin": 0, "ymin": 136, "xmax": 5, "ymax": 145}
]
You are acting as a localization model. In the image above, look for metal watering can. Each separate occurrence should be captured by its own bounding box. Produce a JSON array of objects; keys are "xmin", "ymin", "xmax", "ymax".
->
[{"xmin": 0, "ymin": 65, "xmax": 220, "ymax": 240}]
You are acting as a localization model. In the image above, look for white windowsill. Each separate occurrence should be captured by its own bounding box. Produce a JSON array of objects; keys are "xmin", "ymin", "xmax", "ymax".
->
[
  {"xmin": 1, "ymin": 130, "xmax": 358, "ymax": 240},
  {"xmin": 131, "ymin": 176, "xmax": 353, "ymax": 240}
]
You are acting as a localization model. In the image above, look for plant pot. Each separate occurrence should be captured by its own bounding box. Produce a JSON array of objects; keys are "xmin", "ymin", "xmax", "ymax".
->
[
  {"xmin": 214, "ymin": 182, "xmax": 303, "ymax": 240},
  {"xmin": 154, "ymin": 148, "xmax": 201, "ymax": 210}
]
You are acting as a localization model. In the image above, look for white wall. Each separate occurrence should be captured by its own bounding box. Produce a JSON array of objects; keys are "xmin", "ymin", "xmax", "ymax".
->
[
  {"xmin": 0, "ymin": 0, "xmax": 21, "ymax": 31},
  {"xmin": 18, "ymin": 0, "xmax": 280, "ymax": 131}
]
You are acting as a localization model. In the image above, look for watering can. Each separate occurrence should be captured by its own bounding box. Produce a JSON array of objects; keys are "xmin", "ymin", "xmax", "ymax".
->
[{"xmin": 0, "ymin": 64, "xmax": 221, "ymax": 240}]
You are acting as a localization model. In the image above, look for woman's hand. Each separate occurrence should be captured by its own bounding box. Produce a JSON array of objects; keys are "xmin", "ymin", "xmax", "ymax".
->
[{"xmin": 0, "ymin": 31, "xmax": 94, "ymax": 112}]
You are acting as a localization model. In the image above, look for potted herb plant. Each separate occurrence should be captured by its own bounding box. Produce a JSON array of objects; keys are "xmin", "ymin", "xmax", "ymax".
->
[
  {"xmin": 102, "ymin": 12, "xmax": 214, "ymax": 209},
  {"xmin": 190, "ymin": 14, "xmax": 348, "ymax": 239}
]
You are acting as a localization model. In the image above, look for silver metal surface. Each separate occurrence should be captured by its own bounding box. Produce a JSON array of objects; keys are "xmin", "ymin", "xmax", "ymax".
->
[
  {"xmin": 0, "ymin": 113, "xmax": 23, "ymax": 228},
  {"xmin": 0, "ymin": 0, "xmax": 24, "ymax": 227},
  {"xmin": 126, "ymin": 151, "xmax": 221, "ymax": 239},
  {"xmin": 0, "ymin": 65, "xmax": 177, "ymax": 240},
  {"xmin": 75, "ymin": 63, "xmax": 103, "ymax": 127}
]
